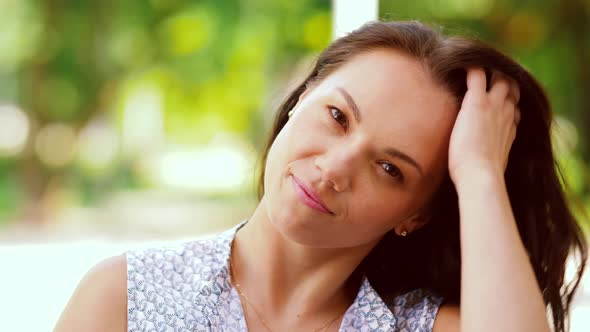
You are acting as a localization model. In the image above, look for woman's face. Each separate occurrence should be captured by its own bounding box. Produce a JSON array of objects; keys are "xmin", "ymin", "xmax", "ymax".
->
[{"xmin": 262, "ymin": 49, "xmax": 458, "ymax": 249}]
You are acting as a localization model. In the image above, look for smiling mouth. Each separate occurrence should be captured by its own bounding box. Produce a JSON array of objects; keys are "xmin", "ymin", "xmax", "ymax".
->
[{"xmin": 290, "ymin": 175, "xmax": 333, "ymax": 215}]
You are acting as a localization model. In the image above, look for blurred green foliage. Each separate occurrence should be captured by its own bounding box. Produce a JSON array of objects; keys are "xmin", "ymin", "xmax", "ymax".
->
[
  {"xmin": 0, "ymin": 0, "xmax": 588, "ymax": 228},
  {"xmin": 0, "ymin": 0, "xmax": 332, "ymax": 224}
]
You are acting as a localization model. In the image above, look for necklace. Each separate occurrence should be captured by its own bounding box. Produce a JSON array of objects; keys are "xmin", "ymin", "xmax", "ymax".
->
[{"xmin": 229, "ymin": 255, "xmax": 344, "ymax": 332}]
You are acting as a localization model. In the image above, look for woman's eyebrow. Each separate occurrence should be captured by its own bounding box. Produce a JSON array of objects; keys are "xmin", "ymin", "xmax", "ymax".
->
[
  {"xmin": 335, "ymin": 87, "xmax": 423, "ymax": 178},
  {"xmin": 335, "ymin": 87, "xmax": 423, "ymax": 177},
  {"xmin": 385, "ymin": 147, "xmax": 424, "ymax": 178},
  {"xmin": 336, "ymin": 87, "xmax": 361, "ymax": 123}
]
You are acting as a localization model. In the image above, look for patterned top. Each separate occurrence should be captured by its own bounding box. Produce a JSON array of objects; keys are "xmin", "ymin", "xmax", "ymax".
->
[{"xmin": 127, "ymin": 221, "xmax": 443, "ymax": 331}]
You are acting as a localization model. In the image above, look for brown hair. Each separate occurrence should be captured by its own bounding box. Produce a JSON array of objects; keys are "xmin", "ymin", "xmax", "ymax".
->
[{"xmin": 257, "ymin": 20, "xmax": 587, "ymax": 332}]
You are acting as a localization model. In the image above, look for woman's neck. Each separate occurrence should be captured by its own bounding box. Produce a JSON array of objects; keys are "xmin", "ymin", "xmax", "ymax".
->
[{"xmin": 231, "ymin": 199, "xmax": 372, "ymax": 323}]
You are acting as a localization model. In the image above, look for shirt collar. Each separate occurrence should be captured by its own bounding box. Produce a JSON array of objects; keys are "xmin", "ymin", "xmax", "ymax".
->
[
  {"xmin": 193, "ymin": 220, "xmax": 247, "ymax": 326},
  {"xmin": 348, "ymin": 278, "xmax": 398, "ymax": 330}
]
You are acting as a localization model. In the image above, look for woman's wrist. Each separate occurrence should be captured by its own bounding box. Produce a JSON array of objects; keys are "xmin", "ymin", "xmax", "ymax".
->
[{"xmin": 451, "ymin": 165, "xmax": 505, "ymax": 194}]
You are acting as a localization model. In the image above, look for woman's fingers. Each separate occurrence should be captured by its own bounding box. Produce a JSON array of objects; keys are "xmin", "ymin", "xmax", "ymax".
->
[
  {"xmin": 508, "ymin": 78, "xmax": 521, "ymax": 104},
  {"xmin": 489, "ymin": 70, "xmax": 521, "ymax": 106},
  {"xmin": 488, "ymin": 70, "xmax": 521, "ymax": 128},
  {"xmin": 489, "ymin": 70, "xmax": 511, "ymax": 101},
  {"xmin": 468, "ymin": 68, "xmax": 521, "ymax": 106},
  {"xmin": 509, "ymin": 79, "xmax": 521, "ymax": 127},
  {"xmin": 466, "ymin": 67, "xmax": 487, "ymax": 95}
]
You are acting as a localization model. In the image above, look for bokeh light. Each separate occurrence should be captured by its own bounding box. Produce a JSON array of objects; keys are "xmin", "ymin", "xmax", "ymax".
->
[
  {"xmin": 141, "ymin": 135, "xmax": 255, "ymax": 193},
  {"xmin": 553, "ymin": 115, "xmax": 579, "ymax": 155},
  {"xmin": 35, "ymin": 123, "xmax": 77, "ymax": 167},
  {"xmin": 425, "ymin": 0, "xmax": 493, "ymax": 18},
  {"xmin": 0, "ymin": 0, "xmax": 43, "ymax": 72},
  {"xmin": 0, "ymin": 104, "xmax": 30, "ymax": 157},
  {"xmin": 121, "ymin": 83, "xmax": 165, "ymax": 157},
  {"xmin": 77, "ymin": 118, "xmax": 120, "ymax": 173},
  {"xmin": 159, "ymin": 6, "xmax": 215, "ymax": 57}
]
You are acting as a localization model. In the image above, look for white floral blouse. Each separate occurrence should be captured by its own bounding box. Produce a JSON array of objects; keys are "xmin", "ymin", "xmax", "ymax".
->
[{"xmin": 127, "ymin": 221, "xmax": 443, "ymax": 331}]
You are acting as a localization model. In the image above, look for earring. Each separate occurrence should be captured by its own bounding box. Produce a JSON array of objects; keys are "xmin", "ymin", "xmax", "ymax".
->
[
  {"xmin": 400, "ymin": 230, "xmax": 408, "ymax": 237},
  {"xmin": 287, "ymin": 110, "xmax": 294, "ymax": 118}
]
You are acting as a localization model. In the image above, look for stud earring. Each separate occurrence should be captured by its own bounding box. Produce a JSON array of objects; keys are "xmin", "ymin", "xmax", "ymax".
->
[
  {"xmin": 287, "ymin": 110, "xmax": 294, "ymax": 118},
  {"xmin": 400, "ymin": 230, "xmax": 408, "ymax": 237}
]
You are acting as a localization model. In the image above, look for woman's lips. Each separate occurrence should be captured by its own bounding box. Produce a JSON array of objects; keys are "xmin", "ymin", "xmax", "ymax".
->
[{"xmin": 291, "ymin": 175, "xmax": 333, "ymax": 214}]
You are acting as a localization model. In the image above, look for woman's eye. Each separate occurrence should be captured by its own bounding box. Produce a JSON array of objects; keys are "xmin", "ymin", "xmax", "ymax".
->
[
  {"xmin": 380, "ymin": 162, "xmax": 404, "ymax": 181},
  {"xmin": 329, "ymin": 106, "xmax": 348, "ymax": 129}
]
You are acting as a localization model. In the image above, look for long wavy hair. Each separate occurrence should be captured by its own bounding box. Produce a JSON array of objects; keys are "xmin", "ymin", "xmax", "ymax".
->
[{"xmin": 256, "ymin": 20, "xmax": 587, "ymax": 332}]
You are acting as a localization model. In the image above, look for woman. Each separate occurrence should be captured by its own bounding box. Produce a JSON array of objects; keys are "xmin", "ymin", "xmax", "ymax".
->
[{"xmin": 55, "ymin": 21, "xmax": 587, "ymax": 332}]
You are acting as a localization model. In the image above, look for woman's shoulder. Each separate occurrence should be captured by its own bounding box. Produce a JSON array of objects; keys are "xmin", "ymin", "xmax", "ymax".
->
[
  {"xmin": 126, "ymin": 230, "xmax": 233, "ymax": 281},
  {"xmin": 54, "ymin": 227, "xmax": 236, "ymax": 332},
  {"xmin": 54, "ymin": 254, "xmax": 127, "ymax": 332},
  {"xmin": 127, "ymin": 228, "xmax": 238, "ymax": 331}
]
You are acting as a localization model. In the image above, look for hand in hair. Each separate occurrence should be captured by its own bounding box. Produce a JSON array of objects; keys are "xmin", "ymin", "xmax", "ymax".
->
[{"xmin": 447, "ymin": 67, "xmax": 521, "ymax": 185}]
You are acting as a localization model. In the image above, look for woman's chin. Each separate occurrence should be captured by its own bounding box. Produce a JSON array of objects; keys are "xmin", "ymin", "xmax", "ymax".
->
[{"xmin": 268, "ymin": 212, "xmax": 332, "ymax": 247}]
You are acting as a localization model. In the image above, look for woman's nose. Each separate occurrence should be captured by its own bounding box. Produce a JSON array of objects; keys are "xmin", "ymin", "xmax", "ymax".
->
[{"xmin": 314, "ymin": 146, "xmax": 361, "ymax": 192}]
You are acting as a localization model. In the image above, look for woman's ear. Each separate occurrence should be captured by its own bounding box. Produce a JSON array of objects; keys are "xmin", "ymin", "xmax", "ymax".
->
[{"xmin": 393, "ymin": 208, "xmax": 432, "ymax": 236}]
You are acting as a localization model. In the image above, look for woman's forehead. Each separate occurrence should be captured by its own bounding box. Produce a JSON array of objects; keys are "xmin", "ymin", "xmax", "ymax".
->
[
  {"xmin": 312, "ymin": 50, "xmax": 457, "ymax": 126},
  {"xmin": 320, "ymin": 49, "xmax": 450, "ymax": 105}
]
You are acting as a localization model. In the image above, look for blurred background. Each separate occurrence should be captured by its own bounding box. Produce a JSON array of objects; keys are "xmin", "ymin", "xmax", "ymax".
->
[{"xmin": 0, "ymin": 0, "xmax": 588, "ymax": 330}]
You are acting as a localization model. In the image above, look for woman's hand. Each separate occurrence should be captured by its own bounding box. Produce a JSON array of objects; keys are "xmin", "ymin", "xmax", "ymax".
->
[{"xmin": 448, "ymin": 67, "xmax": 521, "ymax": 185}]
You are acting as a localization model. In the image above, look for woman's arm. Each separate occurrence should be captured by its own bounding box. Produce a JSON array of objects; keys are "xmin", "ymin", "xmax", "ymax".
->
[
  {"xmin": 444, "ymin": 67, "xmax": 550, "ymax": 332},
  {"xmin": 53, "ymin": 254, "xmax": 127, "ymax": 332},
  {"xmin": 454, "ymin": 170, "xmax": 550, "ymax": 332},
  {"xmin": 433, "ymin": 304, "xmax": 460, "ymax": 332}
]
